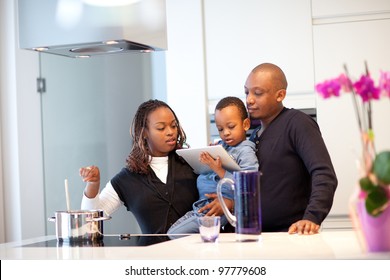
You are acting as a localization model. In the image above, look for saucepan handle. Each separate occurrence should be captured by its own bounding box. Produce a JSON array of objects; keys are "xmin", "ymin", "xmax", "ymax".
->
[{"xmin": 88, "ymin": 216, "xmax": 112, "ymax": 222}]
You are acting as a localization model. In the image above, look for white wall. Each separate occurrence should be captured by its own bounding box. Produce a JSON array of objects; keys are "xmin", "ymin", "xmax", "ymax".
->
[{"xmin": 0, "ymin": 0, "xmax": 13, "ymax": 243}]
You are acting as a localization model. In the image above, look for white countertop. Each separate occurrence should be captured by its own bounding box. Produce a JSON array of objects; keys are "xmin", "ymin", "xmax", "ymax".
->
[{"xmin": 1, "ymin": 230, "xmax": 389, "ymax": 260}]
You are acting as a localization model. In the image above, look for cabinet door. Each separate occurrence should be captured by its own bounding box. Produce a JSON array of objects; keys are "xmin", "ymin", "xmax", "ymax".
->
[
  {"xmin": 204, "ymin": 0, "xmax": 315, "ymax": 107},
  {"xmin": 312, "ymin": 0, "xmax": 390, "ymax": 18}
]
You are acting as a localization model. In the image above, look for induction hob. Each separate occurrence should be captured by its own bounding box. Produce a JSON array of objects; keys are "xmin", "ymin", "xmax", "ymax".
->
[{"xmin": 21, "ymin": 234, "xmax": 187, "ymax": 247}]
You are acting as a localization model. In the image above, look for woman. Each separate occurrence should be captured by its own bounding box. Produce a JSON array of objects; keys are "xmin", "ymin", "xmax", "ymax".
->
[{"xmin": 79, "ymin": 99, "xmax": 199, "ymax": 234}]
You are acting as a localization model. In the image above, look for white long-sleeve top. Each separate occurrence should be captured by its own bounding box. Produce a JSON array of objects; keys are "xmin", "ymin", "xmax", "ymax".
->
[{"xmin": 81, "ymin": 156, "xmax": 169, "ymax": 215}]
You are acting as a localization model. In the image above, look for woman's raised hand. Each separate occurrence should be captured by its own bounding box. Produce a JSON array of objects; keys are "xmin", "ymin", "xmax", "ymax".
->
[
  {"xmin": 79, "ymin": 166, "xmax": 100, "ymax": 198},
  {"xmin": 79, "ymin": 165, "xmax": 100, "ymax": 183}
]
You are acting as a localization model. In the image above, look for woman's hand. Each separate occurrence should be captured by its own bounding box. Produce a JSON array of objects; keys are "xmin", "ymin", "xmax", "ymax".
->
[
  {"xmin": 79, "ymin": 165, "xmax": 100, "ymax": 182},
  {"xmin": 79, "ymin": 165, "xmax": 100, "ymax": 198},
  {"xmin": 198, "ymin": 193, "xmax": 233, "ymax": 217}
]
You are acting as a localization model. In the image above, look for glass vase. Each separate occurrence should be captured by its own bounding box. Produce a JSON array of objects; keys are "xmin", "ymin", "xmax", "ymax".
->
[{"xmin": 350, "ymin": 187, "xmax": 390, "ymax": 253}]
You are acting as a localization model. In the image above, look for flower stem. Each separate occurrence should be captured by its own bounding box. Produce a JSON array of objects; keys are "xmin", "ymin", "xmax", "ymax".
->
[
  {"xmin": 343, "ymin": 64, "xmax": 364, "ymax": 132},
  {"xmin": 364, "ymin": 61, "xmax": 376, "ymax": 156}
]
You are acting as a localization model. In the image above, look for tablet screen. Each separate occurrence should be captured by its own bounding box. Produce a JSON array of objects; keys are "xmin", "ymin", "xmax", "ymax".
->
[{"xmin": 176, "ymin": 145, "xmax": 241, "ymax": 174}]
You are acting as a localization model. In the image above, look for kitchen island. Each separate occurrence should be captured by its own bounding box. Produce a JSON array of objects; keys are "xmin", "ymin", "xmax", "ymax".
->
[{"xmin": 1, "ymin": 230, "xmax": 389, "ymax": 260}]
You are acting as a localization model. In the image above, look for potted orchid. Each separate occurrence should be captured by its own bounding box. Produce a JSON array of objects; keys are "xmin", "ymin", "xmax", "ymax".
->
[{"xmin": 315, "ymin": 62, "xmax": 390, "ymax": 252}]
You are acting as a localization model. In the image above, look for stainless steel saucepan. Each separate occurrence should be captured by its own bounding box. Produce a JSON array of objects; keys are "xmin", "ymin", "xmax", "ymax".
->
[{"xmin": 48, "ymin": 210, "xmax": 111, "ymax": 243}]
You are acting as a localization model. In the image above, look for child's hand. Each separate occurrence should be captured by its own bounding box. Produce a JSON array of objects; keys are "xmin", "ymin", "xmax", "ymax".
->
[
  {"xmin": 199, "ymin": 152, "xmax": 225, "ymax": 178},
  {"xmin": 199, "ymin": 151, "xmax": 220, "ymax": 167}
]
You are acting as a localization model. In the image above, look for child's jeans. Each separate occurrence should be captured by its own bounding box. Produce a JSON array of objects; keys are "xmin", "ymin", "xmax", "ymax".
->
[{"xmin": 167, "ymin": 198, "xmax": 228, "ymax": 235}]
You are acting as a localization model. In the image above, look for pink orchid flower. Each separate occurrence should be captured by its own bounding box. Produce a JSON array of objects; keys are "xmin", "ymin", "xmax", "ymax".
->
[
  {"xmin": 379, "ymin": 71, "xmax": 390, "ymax": 98},
  {"xmin": 338, "ymin": 73, "xmax": 353, "ymax": 92},
  {"xmin": 315, "ymin": 78, "xmax": 341, "ymax": 99},
  {"xmin": 353, "ymin": 75, "xmax": 380, "ymax": 102}
]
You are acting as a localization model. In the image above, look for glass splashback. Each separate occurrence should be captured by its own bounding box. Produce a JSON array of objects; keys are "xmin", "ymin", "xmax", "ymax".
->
[{"xmin": 40, "ymin": 52, "xmax": 164, "ymax": 235}]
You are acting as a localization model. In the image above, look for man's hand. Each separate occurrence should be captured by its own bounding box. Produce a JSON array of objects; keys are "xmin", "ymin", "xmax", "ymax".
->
[
  {"xmin": 198, "ymin": 193, "xmax": 233, "ymax": 217},
  {"xmin": 288, "ymin": 220, "xmax": 320, "ymax": 235}
]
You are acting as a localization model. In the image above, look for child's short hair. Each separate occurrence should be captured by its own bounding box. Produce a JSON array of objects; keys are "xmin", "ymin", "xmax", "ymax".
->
[{"xmin": 215, "ymin": 96, "xmax": 248, "ymax": 120}]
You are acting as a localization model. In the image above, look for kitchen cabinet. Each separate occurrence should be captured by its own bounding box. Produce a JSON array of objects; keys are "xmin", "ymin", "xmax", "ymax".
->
[
  {"xmin": 313, "ymin": 13, "xmax": 390, "ymax": 215},
  {"xmin": 203, "ymin": 0, "xmax": 315, "ymax": 108},
  {"xmin": 312, "ymin": 0, "xmax": 390, "ymax": 19},
  {"xmin": 165, "ymin": 0, "xmax": 317, "ymax": 148},
  {"xmin": 165, "ymin": 0, "xmax": 209, "ymax": 147},
  {"xmin": 198, "ymin": 0, "xmax": 390, "ymax": 217}
]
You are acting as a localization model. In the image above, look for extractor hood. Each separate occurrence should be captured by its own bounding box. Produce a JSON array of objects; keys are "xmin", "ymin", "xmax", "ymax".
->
[{"xmin": 17, "ymin": 0, "xmax": 167, "ymax": 58}]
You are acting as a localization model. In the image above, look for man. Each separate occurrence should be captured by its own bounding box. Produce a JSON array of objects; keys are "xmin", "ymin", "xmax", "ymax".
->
[{"xmin": 245, "ymin": 63, "xmax": 338, "ymax": 234}]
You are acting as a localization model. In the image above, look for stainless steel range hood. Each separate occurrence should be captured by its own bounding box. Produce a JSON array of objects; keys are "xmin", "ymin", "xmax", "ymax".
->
[{"xmin": 17, "ymin": 0, "xmax": 167, "ymax": 58}]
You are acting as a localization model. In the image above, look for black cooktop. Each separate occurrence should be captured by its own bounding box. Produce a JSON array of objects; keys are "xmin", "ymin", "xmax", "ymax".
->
[{"xmin": 21, "ymin": 234, "xmax": 187, "ymax": 247}]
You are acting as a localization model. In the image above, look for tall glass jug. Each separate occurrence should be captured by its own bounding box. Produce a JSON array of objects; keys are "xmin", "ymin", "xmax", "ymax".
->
[{"xmin": 217, "ymin": 170, "xmax": 262, "ymax": 241}]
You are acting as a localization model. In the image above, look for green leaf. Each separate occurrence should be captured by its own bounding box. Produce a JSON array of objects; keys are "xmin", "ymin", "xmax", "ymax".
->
[
  {"xmin": 359, "ymin": 176, "xmax": 375, "ymax": 192},
  {"xmin": 373, "ymin": 151, "xmax": 390, "ymax": 184},
  {"xmin": 365, "ymin": 187, "xmax": 389, "ymax": 216}
]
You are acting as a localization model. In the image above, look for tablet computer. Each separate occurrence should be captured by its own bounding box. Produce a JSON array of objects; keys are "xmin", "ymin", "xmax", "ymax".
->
[{"xmin": 176, "ymin": 145, "xmax": 241, "ymax": 174}]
